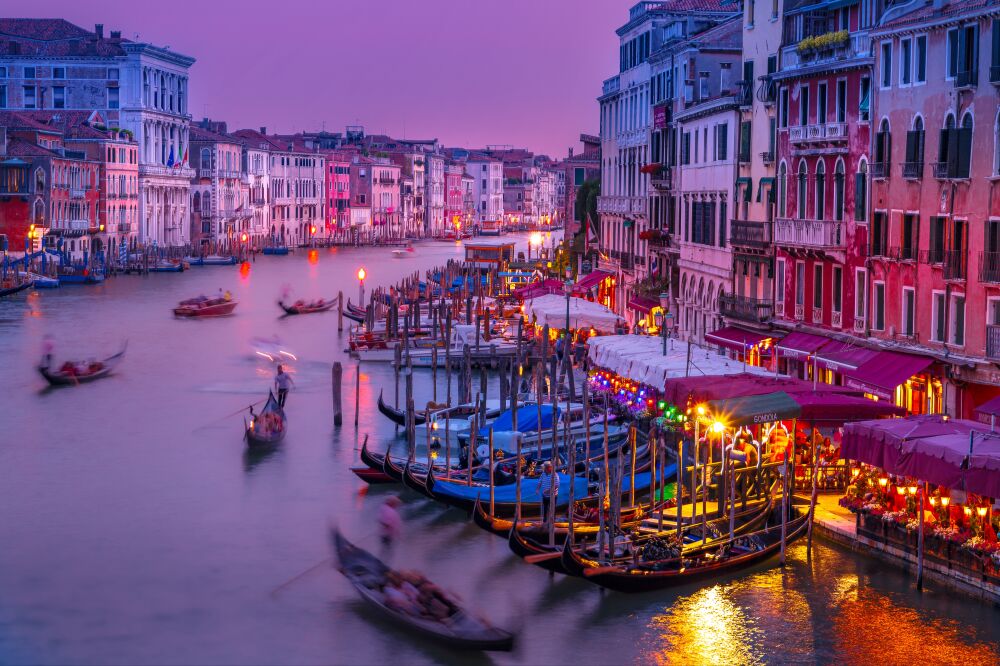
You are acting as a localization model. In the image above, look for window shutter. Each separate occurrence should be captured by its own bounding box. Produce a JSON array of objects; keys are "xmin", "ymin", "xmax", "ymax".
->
[
  {"xmin": 904, "ymin": 130, "xmax": 917, "ymax": 163},
  {"xmin": 957, "ymin": 27, "xmax": 968, "ymax": 75},
  {"xmin": 993, "ymin": 20, "xmax": 1000, "ymax": 68},
  {"xmin": 854, "ymin": 172, "xmax": 866, "ymax": 222},
  {"xmin": 718, "ymin": 124, "xmax": 728, "ymax": 161},
  {"xmin": 956, "ymin": 127, "xmax": 972, "ymax": 178},
  {"xmin": 946, "ymin": 127, "xmax": 960, "ymax": 176},
  {"xmin": 719, "ymin": 200, "xmax": 727, "ymax": 247}
]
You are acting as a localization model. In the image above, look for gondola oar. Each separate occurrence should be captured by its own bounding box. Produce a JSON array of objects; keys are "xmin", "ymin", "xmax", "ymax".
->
[
  {"xmin": 269, "ymin": 557, "xmax": 332, "ymax": 597},
  {"xmin": 193, "ymin": 398, "xmax": 267, "ymax": 432}
]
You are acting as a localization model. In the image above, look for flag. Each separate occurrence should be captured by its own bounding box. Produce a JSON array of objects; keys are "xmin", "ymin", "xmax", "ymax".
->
[
  {"xmin": 585, "ymin": 218, "xmax": 598, "ymax": 254},
  {"xmin": 181, "ymin": 147, "xmax": 188, "ymax": 167},
  {"xmin": 166, "ymin": 146, "xmax": 175, "ymax": 168}
]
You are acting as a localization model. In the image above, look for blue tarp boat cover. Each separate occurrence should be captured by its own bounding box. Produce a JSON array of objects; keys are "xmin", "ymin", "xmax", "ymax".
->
[{"xmin": 479, "ymin": 404, "xmax": 559, "ymax": 437}]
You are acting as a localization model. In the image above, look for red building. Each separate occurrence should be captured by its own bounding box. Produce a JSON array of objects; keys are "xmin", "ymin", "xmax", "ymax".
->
[
  {"xmin": 444, "ymin": 163, "xmax": 465, "ymax": 232},
  {"xmin": 323, "ymin": 150, "xmax": 353, "ymax": 231}
]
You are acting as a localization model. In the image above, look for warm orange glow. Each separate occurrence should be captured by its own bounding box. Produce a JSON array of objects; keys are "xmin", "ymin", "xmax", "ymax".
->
[
  {"xmin": 239, "ymin": 261, "xmax": 251, "ymax": 277},
  {"xmin": 940, "ymin": 497, "xmax": 951, "ymax": 507},
  {"xmin": 308, "ymin": 249, "xmax": 318, "ymax": 264},
  {"xmin": 310, "ymin": 225, "xmax": 317, "ymax": 235},
  {"xmin": 240, "ymin": 233, "xmax": 248, "ymax": 242},
  {"xmin": 977, "ymin": 506, "xmax": 988, "ymax": 517},
  {"xmin": 357, "ymin": 267, "xmax": 366, "ymax": 281}
]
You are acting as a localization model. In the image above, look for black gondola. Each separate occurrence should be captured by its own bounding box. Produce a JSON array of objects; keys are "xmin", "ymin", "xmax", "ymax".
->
[
  {"xmin": 332, "ymin": 528, "xmax": 515, "ymax": 651},
  {"xmin": 37, "ymin": 343, "xmax": 127, "ymax": 386},
  {"xmin": 377, "ymin": 391, "xmax": 429, "ymax": 426},
  {"xmin": 245, "ymin": 391, "xmax": 286, "ymax": 448},
  {"xmin": 278, "ymin": 298, "xmax": 336, "ymax": 315},
  {"xmin": 360, "ymin": 436, "xmax": 386, "ymax": 471},
  {"xmin": 402, "ymin": 462, "xmax": 436, "ymax": 498}
]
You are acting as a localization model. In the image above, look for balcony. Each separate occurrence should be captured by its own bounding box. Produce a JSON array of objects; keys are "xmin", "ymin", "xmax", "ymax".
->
[
  {"xmin": 198, "ymin": 168, "xmax": 213, "ymax": 179},
  {"xmin": 831, "ymin": 311, "xmax": 843, "ymax": 328},
  {"xmin": 955, "ymin": 69, "xmax": 978, "ymax": 89},
  {"xmin": 736, "ymin": 80, "xmax": 753, "ymax": 108},
  {"xmin": 870, "ymin": 162, "xmax": 889, "ymax": 179},
  {"xmin": 794, "ymin": 303, "xmax": 804, "ymax": 320},
  {"xmin": 70, "ymin": 188, "xmax": 86, "ymax": 199},
  {"xmin": 774, "ymin": 217, "xmax": 846, "ymax": 252},
  {"xmin": 854, "ymin": 316, "xmax": 866, "ymax": 333},
  {"xmin": 812, "ymin": 307, "xmax": 823, "ymax": 324},
  {"xmin": 602, "ymin": 75, "xmax": 620, "ymax": 96},
  {"xmin": 757, "ymin": 76, "xmax": 777, "ymax": 105},
  {"xmin": 730, "ymin": 220, "xmax": 772, "ymax": 249},
  {"xmin": 719, "ymin": 294, "xmax": 774, "ymax": 323},
  {"xmin": 219, "ymin": 170, "xmax": 241, "ymax": 180},
  {"xmin": 117, "ymin": 222, "xmax": 132, "ymax": 233},
  {"xmin": 988, "ymin": 325, "xmax": 1000, "ymax": 361},
  {"xmin": 883, "ymin": 245, "xmax": 917, "ymax": 262},
  {"xmin": 650, "ymin": 167, "xmax": 672, "ymax": 190},
  {"xmin": 781, "ymin": 32, "xmax": 871, "ymax": 71},
  {"xmin": 378, "ymin": 178, "xmax": 395, "ymax": 185},
  {"xmin": 596, "ymin": 195, "xmax": 647, "ymax": 216},
  {"xmin": 790, "ymin": 123, "xmax": 847, "ymax": 145},
  {"xmin": 140, "ymin": 164, "xmax": 194, "ymax": 179},
  {"xmin": 980, "ymin": 252, "xmax": 1000, "ymax": 283},
  {"xmin": 760, "ymin": 151, "xmax": 774, "ymax": 165},
  {"xmin": 942, "ymin": 250, "xmax": 967, "ymax": 280},
  {"xmin": 901, "ymin": 161, "xmax": 923, "ymax": 179}
]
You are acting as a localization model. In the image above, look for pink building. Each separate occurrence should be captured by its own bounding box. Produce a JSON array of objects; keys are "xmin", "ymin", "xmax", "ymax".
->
[
  {"xmin": 444, "ymin": 163, "xmax": 464, "ymax": 231},
  {"xmin": 324, "ymin": 151, "xmax": 352, "ymax": 231}
]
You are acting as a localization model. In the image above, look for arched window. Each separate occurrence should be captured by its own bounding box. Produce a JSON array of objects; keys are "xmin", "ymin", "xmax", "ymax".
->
[
  {"xmin": 34, "ymin": 167, "xmax": 44, "ymax": 192},
  {"xmin": 797, "ymin": 161, "xmax": 808, "ymax": 219},
  {"xmin": 192, "ymin": 192, "xmax": 201, "ymax": 212},
  {"xmin": 778, "ymin": 162, "xmax": 788, "ymax": 218},
  {"xmin": 200, "ymin": 148, "xmax": 211, "ymax": 169},
  {"xmin": 875, "ymin": 119, "xmax": 891, "ymax": 176},
  {"xmin": 905, "ymin": 116, "xmax": 925, "ymax": 178},
  {"xmin": 854, "ymin": 159, "xmax": 868, "ymax": 222},
  {"xmin": 815, "ymin": 161, "xmax": 826, "ymax": 220},
  {"xmin": 834, "ymin": 159, "xmax": 845, "ymax": 221}
]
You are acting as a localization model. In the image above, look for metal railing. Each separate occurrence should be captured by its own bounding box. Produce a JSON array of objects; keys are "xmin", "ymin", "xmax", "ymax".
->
[
  {"xmin": 932, "ymin": 162, "xmax": 951, "ymax": 179},
  {"xmin": 980, "ymin": 252, "xmax": 1000, "ymax": 283},
  {"xmin": 942, "ymin": 249, "xmax": 967, "ymax": 280},
  {"xmin": 730, "ymin": 219, "xmax": 772, "ymax": 248},
  {"xmin": 870, "ymin": 162, "xmax": 889, "ymax": 179},
  {"xmin": 719, "ymin": 294, "xmax": 774, "ymax": 323},
  {"xmin": 901, "ymin": 161, "xmax": 923, "ymax": 179},
  {"xmin": 736, "ymin": 80, "xmax": 753, "ymax": 107},
  {"xmin": 955, "ymin": 69, "xmax": 978, "ymax": 88},
  {"xmin": 760, "ymin": 151, "xmax": 774, "ymax": 164},
  {"xmin": 774, "ymin": 217, "xmax": 846, "ymax": 250},
  {"xmin": 991, "ymin": 65, "xmax": 1000, "ymax": 84},
  {"xmin": 988, "ymin": 325, "xmax": 1000, "ymax": 360}
]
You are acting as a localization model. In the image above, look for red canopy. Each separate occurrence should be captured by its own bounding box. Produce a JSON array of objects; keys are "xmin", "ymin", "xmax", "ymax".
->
[
  {"xmin": 793, "ymin": 392, "xmax": 905, "ymax": 426},
  {"xmin": 514, "ymin": 279, "xmax": 563, "ymax": 300},
  {"xmin": 661, "ymin": 372, "xmax": 855, "ymax": 407},
  {"xmin": 572, "ymin": 269, "xmax": 613, "ymax": 294},
  {"xmin": 841, "ymin": 350, "xmax": 933, "ymax": 400}
]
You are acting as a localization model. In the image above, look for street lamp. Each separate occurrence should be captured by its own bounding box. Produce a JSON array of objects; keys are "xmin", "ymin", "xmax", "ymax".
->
[
  {"xmin": 659, "ymin": 291, "xmax": 670, "ymax": 356},
  {"xmin": 357, "ymin": 267, "xmax": 366, "ymax": 305},
  {"xmin": 564, "ymin": 278, "xmax": 573, "ymax": 364}
]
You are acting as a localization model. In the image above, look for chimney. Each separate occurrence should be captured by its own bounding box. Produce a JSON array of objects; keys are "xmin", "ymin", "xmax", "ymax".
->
[
  {"xmin": 568, "ymin": 147, "xmax": 574, "ymax": 158},
  {"xmin": 260, "ymin": 126, "xmax": 267, "ymax": 135},
  {"xmin": 110, "ymin": 30, "xmax": 121, "ymax": 40},
  {"xmin": 95, "ymin": 24, "xmax": 104, "ymax": 39}
]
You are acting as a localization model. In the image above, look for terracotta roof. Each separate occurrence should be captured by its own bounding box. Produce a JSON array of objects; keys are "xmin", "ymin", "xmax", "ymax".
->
[
  {"xmin": 0, "ymin": 110, "xmax": 61, "ymax": 133},
  {"xmin": 230, "ymin": 129, "xmax": 287, "ymax": 152},
  {"xmin": 683, "ymin": 15, "xmax": 742, "ymax": 50},
  {"xmin": 878, "ymin": 0, "xmax": 994, "ymax": 30},
  {"xmin": 189, "ymin": 125, "xmax": 238, "ymax": 144},
  {"xmin": 5, "ymin": 136, "xmax": 60, "ymax": 158},
  {"xmin": 663, "ymin": 0, "xmax": 740, "ymax": 11},
  {"xmin": 0, "ymin": 18, "xmax": 128, "ymax": 57}
]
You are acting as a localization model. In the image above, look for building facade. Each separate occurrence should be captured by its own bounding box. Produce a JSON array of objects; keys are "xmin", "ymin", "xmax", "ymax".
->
[{"xmin": 465, "ymin": 158, "xmax": 503, "ymax": 225}]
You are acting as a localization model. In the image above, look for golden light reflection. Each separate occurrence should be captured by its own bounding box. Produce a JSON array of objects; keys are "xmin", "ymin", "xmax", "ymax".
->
[{"xmin": 307, "ymin": 249, "xmax": 319, "ymax": 265}]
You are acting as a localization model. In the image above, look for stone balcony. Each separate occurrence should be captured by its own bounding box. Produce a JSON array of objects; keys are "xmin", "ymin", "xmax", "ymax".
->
[
  {"xmin": 140, "ymin": 164, "xmax": 195, "ymax": 179},
  {"xmin": 774, "ymin": 217, "xmax": 847, "ymax": 253},
  {"xmin": 730, "ymin": 219, "xmax": 772, "ymax": 249},
  {"xmin": 780, "ymin": 32, "xmax": 871, "ymax": 71},
  {"xmin": 597, "ymin": 195, "xmax": 647, "ymax": 216},
  {"xmin": 789, "ymin": 122, "xmax": 848, "ymax": 145},
  {"xmin": 719, "ymin": 294, "xmax": 774, "ymax": 323}
]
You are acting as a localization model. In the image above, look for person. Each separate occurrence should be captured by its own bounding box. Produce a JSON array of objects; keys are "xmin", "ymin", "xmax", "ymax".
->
[
  {"xmin": 40, "ymin": 335, "xmax": 54, "ymax": 370},
  {"xmin": 555, "ymin": 336, "xmax": 565, "ymax": 362},
  {"xmin": 378, "ymin": 496, "xmax": 403, "ymax": 559},
  {"xmin": 217, "ymin": 287, "xmax": 224, "ymax": 301},
  {"xmin": 274, "ymin": 365, "xmax": 294, "ymax": 408},
  {"xmin": 539, "ymin": 460, "xmax": 559, "ymax": 525}
]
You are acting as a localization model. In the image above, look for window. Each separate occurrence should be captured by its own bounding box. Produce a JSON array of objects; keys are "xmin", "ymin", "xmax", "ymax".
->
[
  {"xmin": 854, "ymin": 160, "xmax": 868, "ymax": 222},
  {"xmin": 682, "ymin": 132, "xmax": 691, "ymax": 165},
  {"xmin": 108, "ymin": 87, "xmax": 119, "ymax": 110},
  {"xmin": 956, "ymin": 24, "xmax": 980, "ymax": 85},
  {"xmin": 53, "ymin": 86, "xmax": 65, "ymax": 109},
  {"xmin": 738, "ymin": 121, "xmax": 751, "ymax": 162},
  {"xmin": 797, "ymin": 161, "xmax": 807, "ymax": 218},
  {"xmin": 834, "ymin": 160, "xmax": 845, "ymax": 221},
  {"xmin": 747, "ymin": 0, "xmax": 755, "ymax": 26},
  {"xmin": 0, "ymin": 85, "xmax": 6, "ymax": 109},
  {"xmin": 815, "ymin": 161, "xmax": 826, "ymax": 220},
  {"xmin": 795, "ymin": 262, "xmax": 805, "ymax": 307},
  {"xmin": 23, "ymin": 66, "xmax": 35, "ymax": 78},
  {"xmin": 817, "ymin": 82, "xmax": 827, "ymax": 124},
  {"xmin": 799, "ymin": 84, "xmax": 809, "ymax": 126},
  {"xmin": 875, "ymin": 119, "xmax": 891, "ymax": 173},
  {"xmin": 23, "ymin": 85, "xmax": 36, "ymax": 109},
  {"xmin": 929, "ymin": 216, "xmax": 946, "ymax": 263},
  {"xmin": 947, "ymin": 28, "xmax": 959, "ymax": 78},
  {"xmin": 993, "ymin": 20, "xmax": 1000, "ymax": 82},
  {"xmin": 779, "ymin": 88, "xmax": 789, "ymax": 128},
  {"xmin": 856, "ymin": 269, "xmax": 867, "ymax": 325},
  {"xmin": 950, "ymin": 294, "xmax": 966, "ymax": 346},
  {"xmin": 900, "ymin": 39, "xmax": 912, "ymax": 85},
  {"xmin": 905, "ymin": 117, "xmax": 925, "ymax": 176},
  {"xmin": 836, "ymin": 80, "xmax": 847, "ymax": 123},
  {"xmin": 902, "ymin": 288, "xmax": 915, "ymax": 337},
  {"xmin": 873, "ymin": 282, "xmax": 885, "ymax": 331},
  {"xmin": 574, "ymin": 167, "xmax": 585, "ymax": 186},
  {"xmin": 813, "ymin": 264, "xmax": 823, "ymax": 311},
  {"xmin": 0, "ymin": 66, "xmax": 6, "ymax": 78},
  {"xmin": 715, "ymin": 123, "xmax": 728, "ymax": 161},
  {"xmin": 881, "ymin": 42, "xmax": 893, "ymax": 88},
  {"xmin": 776, "ymin": 259, "xmax": 786, "ymax": 304},
  {"xmin": 915, "ymin": 35, "xmax": 927, "ymax": 83},
  {"xmin": 859, "ymin": 77, "xmax": 871, "ymax": 122},
  {"xmin": 832, "ymin": 266, "xmax": 843, "ymax": 314},
  {"xmin": 901, "ymin": 213, "xmax": 917, "ymax": 260},
  {"xmin": 778, "ymin": 162, "xmax": 787, "ymax": 217},
  {"xmin": 871, "ymin": 211, "xmax": 887, "ymax": 256}
]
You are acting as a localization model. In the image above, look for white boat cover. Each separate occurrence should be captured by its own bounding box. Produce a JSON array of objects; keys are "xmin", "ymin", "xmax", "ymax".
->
[
  {"xmin": 586, "ymin": 335, "xmax": 777, "ymax": 390},
  {"xmin": 525, "ymin": 294, "xmax": 622, "ymax": 333}
]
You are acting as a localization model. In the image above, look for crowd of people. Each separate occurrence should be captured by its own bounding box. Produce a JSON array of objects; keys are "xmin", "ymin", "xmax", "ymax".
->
[{"xmin": 380, "ymin": 569, "xmax": 462, "ymax": 623}]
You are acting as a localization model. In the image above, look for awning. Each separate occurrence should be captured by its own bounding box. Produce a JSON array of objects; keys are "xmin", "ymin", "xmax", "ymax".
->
[
  {"xmin": 627, "ymin": 295, "xmax": 660, "ymax": 314},
  {"xmin": 707, "ymin": 391, "xmax": 802, "ymax": 428},
  {"xmin": 841, "ymin": 350, "xmax": 933, "ymax": 401},
  {"xmin": 640, "ymin": 162, "xmax": 662, "ymax": 174},
  {"xmin": 736, "ymin": 177, "xmax": 752, "ymax": 202},
  {"xmin": 794, "ymin": 392, "xmax": 906, "ymax": 425},
  {"xmin": 776, "ymin": 331, "xmax": 836, "ymax": 360},
  {"xmin": 572, "ymin": 269, "xmax": 613, "ymax": 293},
  {"xmin": 815, "ymin": 346, "xmax": 880, "ymax": 372},
  {"xmin": 974, "ymin": 394, "xmax": 1000, "ymax": 421},
  {"xmin": 705, "ymin": 326, "xmax": 776, "ymax": 353},
  {"xmin": 756, "ymin": 177, "xmax": 775, "ymax": 202},
  {"xmin": 527, "ymin": 293, "xmax": 622, "ymax": 333}
]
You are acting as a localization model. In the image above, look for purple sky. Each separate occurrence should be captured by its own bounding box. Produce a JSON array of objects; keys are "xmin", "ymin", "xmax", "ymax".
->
[{"xmin": 11, "ymin": 0, "xmax": 631, "ymax": 157}]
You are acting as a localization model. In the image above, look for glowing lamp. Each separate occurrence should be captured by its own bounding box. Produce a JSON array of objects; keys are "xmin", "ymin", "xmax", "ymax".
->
[
  {"xmin": 940, "ymin": 497, "xmax": 951, "ymax": 507},
  {"xmin": 977, "ymin": 506, "xmax": 988, "ymax": 518},
  {"xmin": 99, "ymin": 224, "xmax": 105, "ymax": 232},
  {"xmin": 430, "ymin": 451, "xmax": 438, "ymax": 460},
  {"xmin": 431, "ymin": 422, "xmax": 439, "ymax": 431},
  {"xmin": 696, "ymin": 405, "xmax": 705, "ymax": 416},
  {"xmin": 907, "ymin": 485, "xmax": 918, "ymax": 496},
  {"xmin": 241, "ymin": 233, "xmax": 248, "ymax": 242},
  {"xmin": 851, "ymin": 468, "xmax": 861, "ymax": 478},
  {"xmin": 310, "ymin": 225, "xmax": 317, "ymax": 235},
  {"xmin": 963, "ymin": 506, "xmax": 972, "ymax": 516},
  {"xmin": 895, "ymin": 486, "xmax": 905, "ymax": 496},
  {"xmin": 877, "ymin": 477, "xmax": 888, "ymax": 488},
  {"xmin": 929, "ymin": 496, "xmax": 939, "ymax": 507},
  {"xmin": 942, "ymin": 415, "xmax": 950, "ymax": 422},
  {"xmin": 657, "ymin": 401, "xmax": 666, "ymax": 410},
  {"xmin": 711, "ymin": 421, "xmax": 725, "ymax": 434},
  {"xmin": 357, "ymin": 267, "xmax": 366, "ymax": 281}
]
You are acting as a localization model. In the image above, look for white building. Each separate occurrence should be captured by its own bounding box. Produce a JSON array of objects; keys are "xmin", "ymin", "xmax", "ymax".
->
[
  {"xmin": 424, "ymin": 153, "xmax": 445, "ymax": 236},
  {"xmin": 465, "ymin": 158, "xmax": 503, "ymax": 225}
]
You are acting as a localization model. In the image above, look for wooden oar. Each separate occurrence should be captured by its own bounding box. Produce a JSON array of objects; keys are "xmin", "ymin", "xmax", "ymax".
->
[
  {"xmin": 269, "ymin": 557, "xmax": 333, "ymax": 597},
  {"xmin": 193, "ymin": 398, "xmax": 267, "ymax": 432}
]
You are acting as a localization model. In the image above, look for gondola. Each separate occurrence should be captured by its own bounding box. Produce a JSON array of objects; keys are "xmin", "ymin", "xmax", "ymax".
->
[
  {"xmin": 245, "ymin": 391, "xmax": 286, "ymax": 448},
  {"xmin": 360, "ymin": 436, "xmax": 386, "ymax": 471},
  {"xmin": 351, "ymin": 466, "xmax": 393, "ymax": 484},
  {"xmin": 474, "ymin": 496, "xmax": 648, "ymax": 541},
  {"xmin": 0, "ymin": 278, "xmax": 31, "ymax": 298},
  {"xmin": 378, "ymin": 390, "xmax": 439, "ymax": 427},
  {"xmin": 342, "ymin": 308, "xmax": 366, "ymax": 324},
  {"xmin": 346, "ymin": 300, "xmax": 367, "ymax": 317},
  {"xmin": 402, "ymin": 462, "xmax": 436, "ymax": 499},
  {"xmin": 382, "ymin": 445, "xmax": 406, "ymax": 483},
  {"xmin": 426, "ymin": 464, "xmax": 591, "ymax": 517},
  {"xmin": 37, "ymin": 342, "xmax": 127, "ymax": 386},
  {"xmin": 563, "ymin": 506, "xmax": 809, "ymax": 593},
  {"xmin": 278, "ymin": 298, "xmax": 336, "ymax": 315},
  {"xmin": 332, "ymin": 529, "xmax": 515, "ymax": 652},
  {"xmin": 173, "ymin": 296, "xmax": 238, "ymax": 318}
]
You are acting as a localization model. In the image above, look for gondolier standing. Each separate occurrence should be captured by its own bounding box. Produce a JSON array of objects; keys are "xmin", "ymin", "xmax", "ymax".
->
[
  {"xmin": 274, "ymin": 365, "xmax": 295, "ymax": 408},
  {"xmin": 540, "ymin": 460, "xmax": 559, "ymax": 525}
]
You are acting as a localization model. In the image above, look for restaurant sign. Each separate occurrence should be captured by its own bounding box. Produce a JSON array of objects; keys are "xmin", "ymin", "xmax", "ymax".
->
[{"xmin": 653, "ymin": 104, "xmax": 669, "ymax": 129}]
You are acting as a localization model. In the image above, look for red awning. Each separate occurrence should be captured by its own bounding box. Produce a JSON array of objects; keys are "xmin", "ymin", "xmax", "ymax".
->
[
  {"xmin": 705, "ymin": 326, "xmax": 776, "ymax": 353},
  {"xmin": 627, "ymin": 295, "xmax": 660, "ymax": 314},
  {"xmin": 814, "ymin": 346, "xmax": 880, "ymax": 372},
  {"xmin": 841, "ymin": 350, "xmax": 933, "ymax": 400},
  {"xmin": 639, "ymin": 162, "xmax": 662, "ymax": 174},
  {"xmin": 776, "ymin": 331, "xmax": 836, "ymax": 360},
  {"xmin": 514, "ymin": 279, "xmax": 563, "ymax": 300},
  {"xmin": 974, "ymin": 394, "xmax": 1000, "ymax": 420},
  {"xmin": 793, "ymin": 392, "xmax": 906, "ymax": 426},
  {"xmin": 572, "ymin": 269, "xmax": 613, "ymax": 293}
]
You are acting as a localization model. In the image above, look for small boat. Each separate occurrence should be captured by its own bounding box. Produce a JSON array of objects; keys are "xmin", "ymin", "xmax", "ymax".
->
[
  {"xmin": 173, "ymin": 296, "xmax": 238, "ymax": 318},
  {"xmin": 148, "ymin": 260, "xmax": 186, "ymax": 273},
  {"xmin": 57, "ymin": 268, "xmax": 104, "ymax": 284},
  {"xmin": 185, "ymin": 255, "xmax": 238, "ymax": 266},
  {"xmin": 391, "ymin": 246, "xmax": 415, "ymax": 258},
  {"xmin": 377, "ymin": 391, "xmax": 450, "ymax": 427},
  {"xmin": 37, "ymin": 343, "xmax": 127, "ymax": 386},
  {"xmin": 332, "ymin": 529, "xmax": 515, "ymax": 651},
  {"xmin": 262, "ymin": 246, "xmax": 290, "ymax": 256},
  {"xmin": 278, "ymin": 298, "xmax": 336, "ymax": 315},
  {"xmin": 351, "ymin": 466, "xmax": 393, "ymax": 484},
  {"xmin": 0, "ymin": 277, "xmax": 31, "ymax": 297},
  {"xmin": 245, "ymin": 391, "xmax": 286, "ymax": 448}
]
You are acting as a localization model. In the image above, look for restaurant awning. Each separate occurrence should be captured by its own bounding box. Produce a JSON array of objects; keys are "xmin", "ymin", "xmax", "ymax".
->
[
  {"xmin": 572, "ymin": 269, "xmax": 613, "ymax": 293},
  {"xmin": 974, "ymin": 394, "xmax": 1000, "ymax": 420},
  {"xmin": 513, "ymin": 278, "xmax": 564, "ymax": 300},
  {"xmin": 793, "ymin": 392, "xmax": 906, "ymax": 425},
  {"xmin": 661, "ymin": 372, "xmax": 854, "ymax": 408},
  {"xmin": 627, "ymin": 295, "xmax": 660, "ymax": 314},
  {"xmin": 527, "ymin": 293, "xmax": 621, "ymax": 333},
  {"xmin": 814, "ymin": 346, "xmax": 880, "ymax": 372},
  {"xmin": 705, "ymin": 326, "xmax": 776, "ymax": 353},
  {"xmin": 775, "ymin": 331, "xmax": 833, "ymax": 360},
  {"xmin": 841, "ymin": 350, "xmax": 933, "ymax": 400},
  {"xmin": 707, "ymin": 391, "xmax": 802, "ymax": 428}
]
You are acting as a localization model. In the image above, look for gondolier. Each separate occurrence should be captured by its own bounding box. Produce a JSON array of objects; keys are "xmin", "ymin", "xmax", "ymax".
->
[
  {"xmin": 540, "ymin": 461, "xmax": 559, "ymax": 525},
  {"xmin": 274, "ymin": 365, "xmax": 294, "ymax": 408}
]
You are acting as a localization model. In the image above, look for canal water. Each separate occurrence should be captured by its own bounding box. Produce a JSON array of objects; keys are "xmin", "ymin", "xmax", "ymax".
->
[{"xmin": 1, "ymin": 233, "xmax": 997, "ymax": 665}]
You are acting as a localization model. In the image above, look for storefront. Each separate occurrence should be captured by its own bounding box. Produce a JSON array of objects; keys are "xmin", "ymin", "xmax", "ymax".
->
[{"xmin": 705, "ymin": 325, "xmax": 777, "ymax": 368}]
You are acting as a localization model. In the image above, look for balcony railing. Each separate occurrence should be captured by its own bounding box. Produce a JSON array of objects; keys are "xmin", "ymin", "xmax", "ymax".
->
[
  {"xmin": 870, "ymin": 162, "xmax": 889, "ymax": 179},
  {"xmin": 901, "ymin": 161, "xmax": 923, "ymax": 179},
  {"xmin": 780, "ymin": 32, "xmax": 871, "ymax": 71},
  {"xmin": 760, "ymin": 151, "xmax": 774, "ymax": 164},
  {"xmin": 596, "ymin": 195, "xmax": 647, "ymax": 216},
  {"xmin": 955, "ymin": 69, "xmax": 978, "ymax": 89},
  {"xmin": 789, "ymin": 122, "xmax": 848, "ymax": 145},
  {"xmin": 942, "ymin": 249, "xmax": 967, "ymax": 280},
  {"xmin": 650, "ymin": 167, "xmax": 672, "ymax": 190},
  {"xmin": 774, "ymin": 217, "xmax": 846, "ymax": 251},
  {"xmin": 812, "ymin": 307, "xmax": 823, "ymax": 324},
  {"xmin": 988, "ymin": 325, "xmax": 1000, "ymax": 361},
  {"xmin": 980, "ymin": 252, "xmax": 1000, "ymax": 283},
  {"xmin": 736, "ymin": 80, "xmax": 753, "ymax": 107},
  {"xmin": 198, "ymin": 168, "xmax": 213, "ymax": 179},
  {"xmin": 70, "ymin": 188, "xmax": 86, "ymax": 199},
  {"xmin": 719, "ymin": 294, "xmax": 774, "ymax": 323},
  {"xmin": 883, "ymin": 245, "xmax": 917, "ymax": 261},
  {"xmin": 730, "ymin": 219, "xmax": 772, "ymax": 248},
  {"xmin": 757, "ymin": 76, "xmax": 777, "ymax": 105}
]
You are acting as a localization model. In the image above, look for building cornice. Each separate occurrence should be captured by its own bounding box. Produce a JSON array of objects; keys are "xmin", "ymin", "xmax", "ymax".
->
[
  {"xmin": 122, "ymin": 42, "xmax": 196, "ymax": 68},
  {"xmin": 674, "ymin": 95, "xmax": 738, "ymax": 123},
  {"xmin": 872, "ymin": 5, "xmax": 1000, "ymax": 38}
]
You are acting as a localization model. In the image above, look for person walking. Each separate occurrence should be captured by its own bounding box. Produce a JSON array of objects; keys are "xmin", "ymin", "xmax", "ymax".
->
[
  {"xmin": 378, "ymin": 496, "xmax": 403, "ymax": 560},
  {"xmin": 539, "ymin": 460, "xmax": 559, "ymax": 526},
  {"xmin": 274, "ymin": 364, "xmax": 295, "ymax": 408}
]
